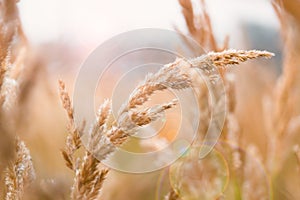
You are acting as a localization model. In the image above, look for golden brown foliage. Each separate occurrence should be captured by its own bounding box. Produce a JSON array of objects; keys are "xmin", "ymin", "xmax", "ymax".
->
[
  {"xmin": 1, "ymin": 0, "xmax": 300, "ymax": 199},
  {"xmin": 4, "ymin": 139, "xmax": 35, "ymax": 200}
]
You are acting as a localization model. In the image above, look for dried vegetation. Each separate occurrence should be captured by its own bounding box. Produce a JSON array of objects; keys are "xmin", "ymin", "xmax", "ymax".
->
[{"xmin": 0, "ymin": 0, "xmax": 299, "ymax": 199}]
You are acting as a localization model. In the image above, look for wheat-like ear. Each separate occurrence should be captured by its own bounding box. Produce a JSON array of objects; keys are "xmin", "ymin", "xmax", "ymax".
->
[
  {"xmin": 0, "ymin": 0, "xmax": 20, "ymax": 170},
  {"xmin": 189, "ymin": 49, "xmax": 274, "ymax": 82},
  {"xmin": 59, "ymin": 57, "xmax": 190, "ymax": 199},
  {"xmin": 119, "ymin": 58, "xmax": 191, "ymax": 114},
  {"xmin": 95, "ymin": 49, "xmax": 273, "ymax": 147},
  {"xmin": 178, "ymin": 0, "xmax": 229, "ymax": 53},
  {"xmin": 4, "ymin": 138, "xmax": 35, "ymax": 200},
  {"xmin": 59, "ymin": 80, "xmax": 110, "ymax": 200},
  {"xmin": 71, "ymin": 152, "xmax": 109, "ymax": 200},
  {"xmin": 0, "ymin": 0, "xmax": 40, "ymax": 180},
  {"xmin": 59, "ymin": 80, "xmax": 82, "ymax": 170},
  {"xmin": 70, "ymin": 100, "xmax": 111, "ymax": 199},
  {"xmin": 178, "ymin": 0, "xmax": 196, "ymax": 35},
  {"xmin": 90, "ymin": 59, "xmax": 192, "ymax": 160},
  {"xmin": 63, "ymin": 50, "xmax": 274, "ymax": 164},
  {"xmin": 59, "ymin": 49, "xmax": 273, "ymax": 199},
  {"xmin": 191, "ymin": 49, "xmax": 274, "ymax": 69}
]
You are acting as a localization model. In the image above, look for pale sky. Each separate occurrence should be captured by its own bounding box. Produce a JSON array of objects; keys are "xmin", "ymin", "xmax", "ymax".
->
[{"xmin": 18, "ymin": 0, "xmax": 279, "ymax": 46}]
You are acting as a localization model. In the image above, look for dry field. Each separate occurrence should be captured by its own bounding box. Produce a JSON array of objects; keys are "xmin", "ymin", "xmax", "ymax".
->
[{"xmin": 0, "ymin": 0, "xmax": 300, "ymax": 200}]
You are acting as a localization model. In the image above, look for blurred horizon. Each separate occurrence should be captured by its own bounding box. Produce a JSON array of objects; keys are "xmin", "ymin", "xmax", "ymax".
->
[{"xmin": 19, "ymin": 0, "xmax": 279, "ymax": 48}]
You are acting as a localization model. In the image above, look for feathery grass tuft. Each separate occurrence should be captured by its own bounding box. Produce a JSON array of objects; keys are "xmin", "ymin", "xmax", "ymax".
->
[{"xmin": 4, "ymin": 138, "xmax": 35, "ymax": 200}]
